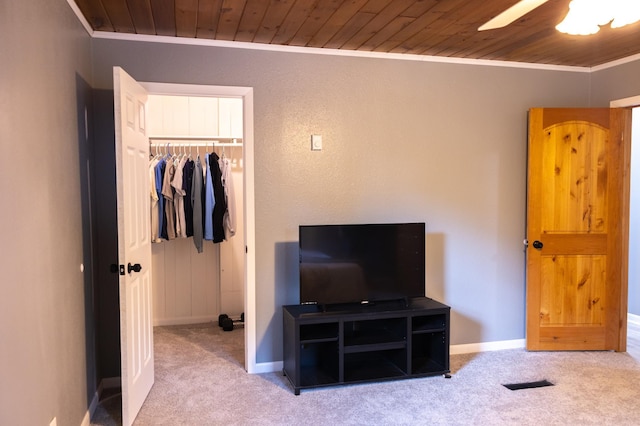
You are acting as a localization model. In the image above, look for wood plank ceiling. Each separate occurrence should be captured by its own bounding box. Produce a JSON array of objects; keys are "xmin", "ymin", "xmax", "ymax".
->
[{"xmin": 74, "ymin": 0, "xmax": 640, "ymax": 67}]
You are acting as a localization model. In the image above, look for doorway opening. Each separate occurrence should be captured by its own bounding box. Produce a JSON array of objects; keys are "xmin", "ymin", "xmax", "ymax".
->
[{"xmin": 140, "ymin": 81, "xmax": 257, "ymax": 373}]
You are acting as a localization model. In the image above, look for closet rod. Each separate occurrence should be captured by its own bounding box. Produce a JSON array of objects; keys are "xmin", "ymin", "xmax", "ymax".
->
[{"xmin": 149, "ymin": 142, "xmax": 241, "ymax": 147}]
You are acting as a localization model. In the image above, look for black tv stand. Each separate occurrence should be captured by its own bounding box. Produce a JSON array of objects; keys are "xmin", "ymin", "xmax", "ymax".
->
[
  {"xmin": 319, "ymin": 298, "xmax": 408, "ymax": 313},
  {"xmin": 282, "ymin": 297, "xmax": 450, "ymax": 395}
]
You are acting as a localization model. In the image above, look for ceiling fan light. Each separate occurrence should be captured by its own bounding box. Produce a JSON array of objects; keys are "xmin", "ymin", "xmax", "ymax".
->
[
  {"xmin": 609, "ymin": 1, "xmax": 640, "ymax": 28},
  {"xmin": 556, "ymin": 0, "xmax": 610, "ymax": 34},
  {"xmin": 555, "ymin": 20, "xmax": 600, "ymax": 35},
  {"xmin": 556, "ymin": 0, "xmax": 640, "ymax": 34}
]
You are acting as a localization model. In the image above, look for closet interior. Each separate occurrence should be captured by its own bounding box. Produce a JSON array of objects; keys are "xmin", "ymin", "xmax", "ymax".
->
[{"xmin": 147, "ymin": 94, "xmax": 244, "ymax": 327}]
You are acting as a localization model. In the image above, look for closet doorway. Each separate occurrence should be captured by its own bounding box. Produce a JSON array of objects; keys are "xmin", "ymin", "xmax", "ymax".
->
[
  {"xmin": 148, "ymin": 95, "xmax": 244, "ymax": 327},
  {"xmin": 114, "ymin": 68, "xmax": 256, "ymax": 426},
  {"xmin": 140, "ymin": 80, "xmax": 256, "ymax": 372},
  {"xmin": 114, "ymin": 77, "xmax": 256, "ymax": 425}
]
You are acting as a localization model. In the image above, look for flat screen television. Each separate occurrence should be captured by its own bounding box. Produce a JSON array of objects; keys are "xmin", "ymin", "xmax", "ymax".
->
[{"xmin": 299, "ymin": 222, "xmax": 425, "ymax": 307}]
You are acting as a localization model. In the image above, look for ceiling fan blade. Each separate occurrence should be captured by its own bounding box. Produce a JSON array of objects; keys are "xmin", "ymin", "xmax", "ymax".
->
[{"xmin": 478, "ymin": 0, "xmax": 550, "ymax": 31}]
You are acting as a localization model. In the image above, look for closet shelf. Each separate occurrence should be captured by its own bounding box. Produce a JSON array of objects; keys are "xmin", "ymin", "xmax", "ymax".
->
[{"xmin": 149, "ymin": 135, "xmax": 243, "ymax": 147}]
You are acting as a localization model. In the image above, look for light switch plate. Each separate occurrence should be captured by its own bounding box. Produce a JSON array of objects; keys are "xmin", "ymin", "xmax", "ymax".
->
[{"xmin": 311, "ymin": 134, "xmax": 322, "ymax": 151}]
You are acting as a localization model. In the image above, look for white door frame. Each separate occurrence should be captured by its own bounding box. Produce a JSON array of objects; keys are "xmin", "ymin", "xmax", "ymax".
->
[
  {"xmin": 141, "ymin": 81, "xmax": 257, "ymax": 373},
  {"xmin": 610, "ymin": 95, "xmax": 640, "ymax": 108}
]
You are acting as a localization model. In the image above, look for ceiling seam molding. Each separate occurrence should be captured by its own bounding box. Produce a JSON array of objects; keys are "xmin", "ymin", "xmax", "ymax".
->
[{"xmin": 67, "ymin": 0, "xmax": 637, "ymax": 73}]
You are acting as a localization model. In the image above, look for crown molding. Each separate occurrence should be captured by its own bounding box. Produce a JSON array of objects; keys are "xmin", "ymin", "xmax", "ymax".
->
[
  {"xmin": 66, "ymin": 0, "xmax": 93, "ymax": 36},
  {"xmin": 92, "ymin": 31, "xmax": 590, "ymax": 73},
  {"xmin": 591, "ymin": 52, "xmax": 640, "ymax": 72}
]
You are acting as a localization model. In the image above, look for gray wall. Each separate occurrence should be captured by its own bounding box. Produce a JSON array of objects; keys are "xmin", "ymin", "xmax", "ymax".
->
[
  {"xmin": 91, "ymin": 39, "xmax": 597, "ymax": 363},
  {"xmin": 591, "ymin": 60, "xmax": 640, "ymax": 105},
  {"xmin": 0, "ymin": 0, "xmax": 95, "ymax": 425}
]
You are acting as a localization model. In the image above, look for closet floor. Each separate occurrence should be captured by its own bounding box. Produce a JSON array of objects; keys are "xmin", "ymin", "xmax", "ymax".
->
[{"xmin": 91, "ymin": 322, "xmax": 244, "ymax": 425}]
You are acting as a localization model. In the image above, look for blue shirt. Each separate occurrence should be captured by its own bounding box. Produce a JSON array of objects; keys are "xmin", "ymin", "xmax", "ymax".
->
[
  {"xmin": 155, "ymin": 158, "xmax": 165, "ymax": 239},
  {"xmin": 203, "ymin": 154, "xmax": 215, "ymax": 241}
]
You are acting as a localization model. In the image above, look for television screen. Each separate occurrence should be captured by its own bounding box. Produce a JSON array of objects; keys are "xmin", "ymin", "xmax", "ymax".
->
[{"xmin": 299, "ymin": 223, "xmax": 425, "ymax": 306}]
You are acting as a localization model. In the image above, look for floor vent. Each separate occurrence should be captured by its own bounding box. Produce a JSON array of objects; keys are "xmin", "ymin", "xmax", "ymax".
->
[{"xmin": 503, "ymin": 379, "xmax": 554, "ymax": 390}]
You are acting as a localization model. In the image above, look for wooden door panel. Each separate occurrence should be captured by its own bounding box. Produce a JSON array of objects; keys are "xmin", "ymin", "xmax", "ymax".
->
[
  {"xmin": 541, "ymin": 121, "xmax": 607, "ymax": 233},
  {"xmin": 540, "ymin": 234, "xmax": 607, "ymax": 254},
  {"xmin": 539, "ymin": 255, "xmax": 606, "ymax": 326},
  {"xmin": 538, "ymin": 326, "xmax": 606, "ymax": 350},
  {"xmin": 526, "ymin": 107, "xmax": 631, "ymax": 351}
]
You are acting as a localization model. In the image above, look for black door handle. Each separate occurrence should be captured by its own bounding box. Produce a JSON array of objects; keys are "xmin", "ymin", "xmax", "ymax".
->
[
  {"xmin": 128, "ymin": 263, "xmax": 142, "ymax": 273},
  {"xmin": 532, "ymin": 240, "xmax": 543, "ymax": 250}
]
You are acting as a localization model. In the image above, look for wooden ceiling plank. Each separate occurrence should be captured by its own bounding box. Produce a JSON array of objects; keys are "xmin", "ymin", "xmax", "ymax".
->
[
  {"xmin": 196, "ymin": 0, "xmax": 223, "ymax": 39},
  {"xmin": 396, "ymin": 0, "xmax": 496, "ymax": 54},
  {"xmin": 308, "ymin": 0, "xmax": 369, "ymax": 48},
  {"xmin": 150, "ymin": 0, "xmax": 176, "ymax": 37},
  {"xmin": 400, "ymin": 0, "xmax": 443, "ymax": 19},
  {"xmin": 372, "ymin": 0, "xmax": 465, "ymax": 53},
  {"xmin": 502, "ymin": 34, "xmax": 600, "ymax": 66},
  {"xmin": 358, "ymin": 16, "xmax": 415, "ymax": 51},
  {"xmin": 252, "ymin": 0, "xmax": 297, "ymax": 44},
  {"xmin": 359, "ymin": 0, "xmax": 395, "ymax": 15},
  {"xmin": 174, "ymin": 0, "xmax": 198, "ymax": 38},
  {"xmin": 324, "ymin": 11, "xmax": 376, "ymax": 49},
  {"xmin": 216, "ymin": 0, "xmax": 247, "ymax": 40},
  {"xmin": 100, "ymin": 0, "xmax": 136, "ymax": 33},
  {"xmin": 437, "ymin": 21, "xmax": 545, "ymax": 60},
  {"xmin": 489, "ymin": 31, "xmax": 590, "ymax": 65},
  {"xmin": 341, "ymin": 0, "xmax": 415, "ymax": 51},
  {"xmin": 126, "ymin": 0, "xmax": 156, "ymax": 34},
  {"xmin": 407, "ymin": 0, "xmax": 562, "ymax": 57},
  {"xmin": 235, "ymin": 0, "xmax": 270, "ymax": 42},
  {"xmin": 271, "ymin": 0, "xmax": 319, "ymax": 45},
  {"xmin": 74, "ymin": 0, "xmax": 115, "ymax": 31},
  {"xmin": 288, "ymin": 0, "xmax": 344, "ymax": 47},
  {"xmin": 360, "ymin": 0, "xmax": 438, "ymax": 51},
  {"xmin": 448, "ymin": 1, "xmax": 566, "ymax": 60},
  {"xmin": 469, "ymin": 29, "xmax": 557, "ymax": 62}
]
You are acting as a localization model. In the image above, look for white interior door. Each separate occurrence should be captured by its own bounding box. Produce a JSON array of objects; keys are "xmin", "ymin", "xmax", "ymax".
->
[{"xmin": 114, "ymin": 66, "xmax": 154, "ymax": 426}]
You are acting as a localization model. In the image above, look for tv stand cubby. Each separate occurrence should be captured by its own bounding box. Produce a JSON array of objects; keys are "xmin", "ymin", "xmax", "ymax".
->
[{"xmin": 282, "ymin": 297, "xmax": 450, "ymax": 395}]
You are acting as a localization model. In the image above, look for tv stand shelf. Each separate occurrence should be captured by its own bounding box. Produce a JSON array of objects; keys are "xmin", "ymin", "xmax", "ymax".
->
[{"xmin": 283, "ymin": 297, "xmax": 450, "ymax": 395}]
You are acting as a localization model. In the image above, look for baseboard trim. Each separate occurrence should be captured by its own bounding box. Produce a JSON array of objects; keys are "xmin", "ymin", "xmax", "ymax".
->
[
  {"xmin": 81, "ymin": 403, "xmax": 93, "ymax": 426},
  {"xmin": 629, "ymin": 313, "xmax": 640, "ymax": 326},
  {"xmin": 450, "ymin": 339, "xmax": 526, "ymax": 355},
  {"xmin": 253, "ymin": 361, "xmax": 283, "ymax": 374},
  {"xmin": 154, "ymin": 316, "xmax": 216, "ymax": 326}
]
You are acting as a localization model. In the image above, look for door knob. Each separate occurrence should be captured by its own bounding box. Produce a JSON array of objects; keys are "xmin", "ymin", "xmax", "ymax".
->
[
  {"xmin": 128, "ymin": 263, "xmax": 142, "ymax": 273},
  {"xmin": 532, "ymin": 240, "xmax": 543, "ymax": 250}
]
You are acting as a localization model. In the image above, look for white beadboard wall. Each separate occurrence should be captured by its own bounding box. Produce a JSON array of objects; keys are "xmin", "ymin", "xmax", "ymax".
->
[
  {"xmin": 152, "ymin": 239, "xmax": 220, "ymax": 325},
  {"xmin": 148, "ymin": 94, "xmax": 244, "ymax": 326}
]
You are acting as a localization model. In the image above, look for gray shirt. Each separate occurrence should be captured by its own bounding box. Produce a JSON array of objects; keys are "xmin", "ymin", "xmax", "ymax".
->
[{"xmin": 191, "ymin": 157, "xmax": 204, "ymax": 253}]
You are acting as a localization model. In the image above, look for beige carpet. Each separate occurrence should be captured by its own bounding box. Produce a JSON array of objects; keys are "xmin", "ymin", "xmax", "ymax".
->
[{"xmin": 92, "ymin": 321, "xmax": 640, "ymax": 425}]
